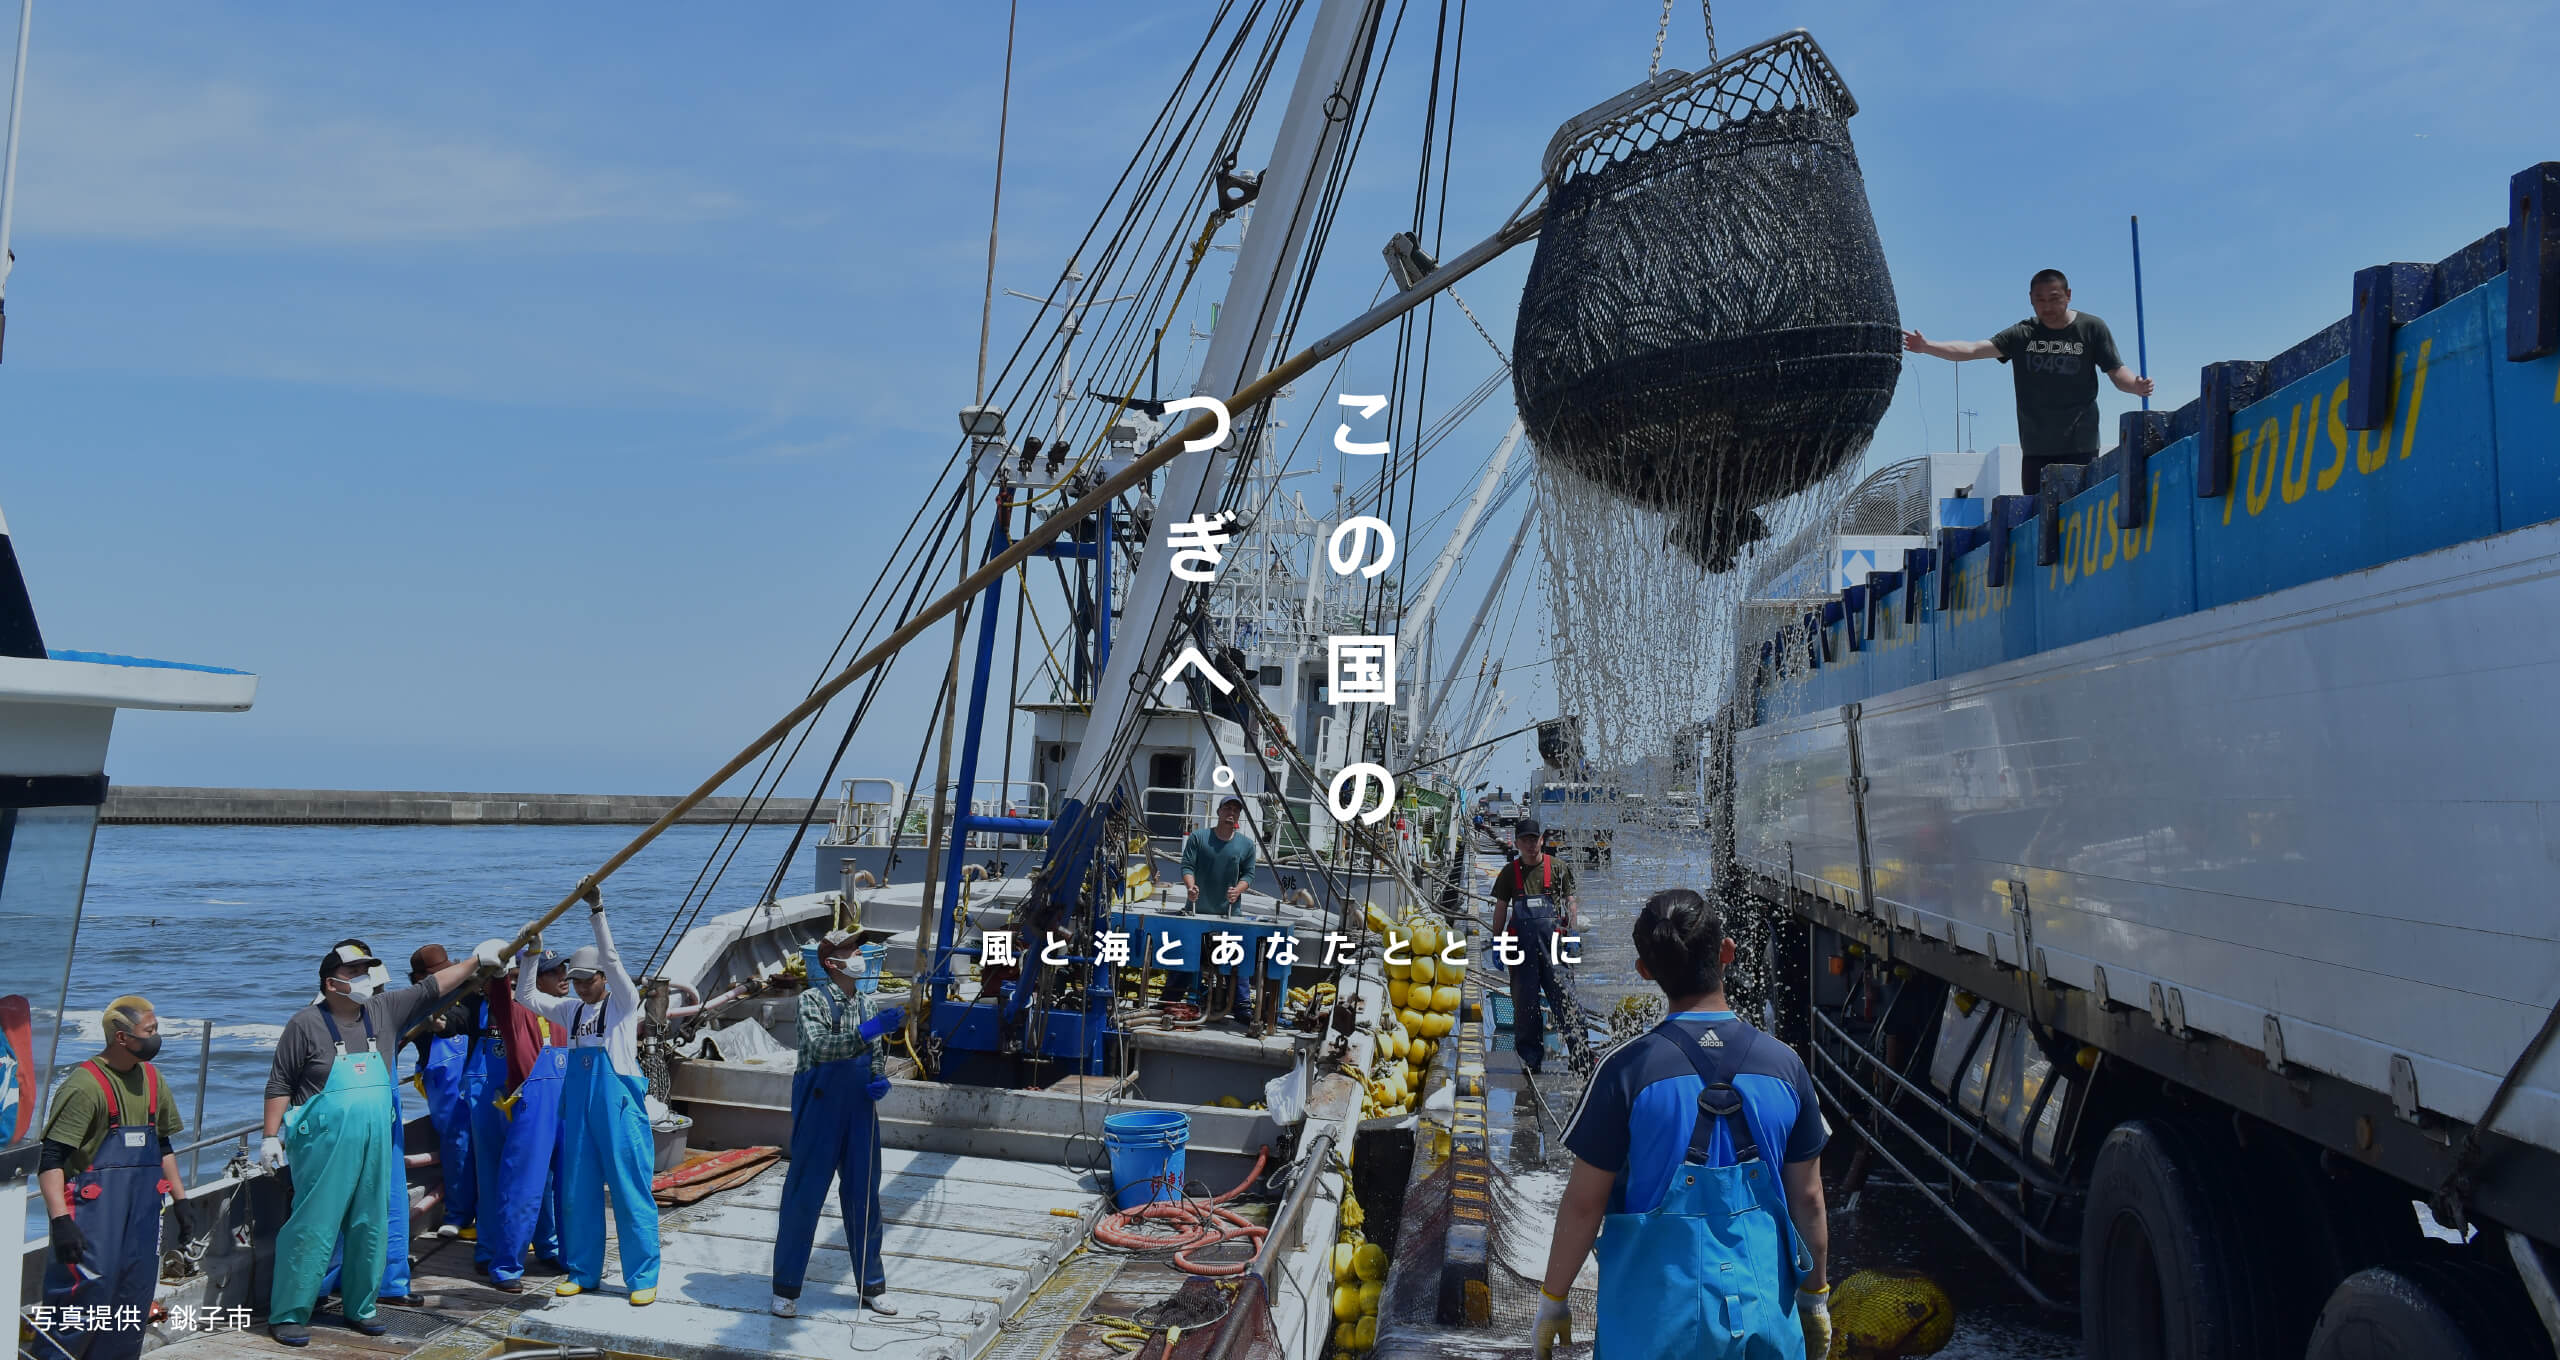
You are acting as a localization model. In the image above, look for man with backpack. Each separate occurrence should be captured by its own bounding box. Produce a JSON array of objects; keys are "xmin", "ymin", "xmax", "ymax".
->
[{"xmin": 1531, "ymin": 889, "xmax": 1833, "ymax": 1359}]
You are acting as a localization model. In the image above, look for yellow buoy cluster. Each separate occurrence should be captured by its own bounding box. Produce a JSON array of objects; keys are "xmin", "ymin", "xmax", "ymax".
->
[
  {"xmin": 1351, "ymin": 903, "xmax": 1468, "ymax": 1120},
  {"xmin": 1327, "ymin": 1191, "xmax": 1383, "ymax": 1353}
]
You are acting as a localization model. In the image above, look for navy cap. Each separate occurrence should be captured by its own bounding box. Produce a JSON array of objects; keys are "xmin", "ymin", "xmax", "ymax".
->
[{"xmin": 1513, "ymin": 817, "xmax": 1543, "ymax": 839}]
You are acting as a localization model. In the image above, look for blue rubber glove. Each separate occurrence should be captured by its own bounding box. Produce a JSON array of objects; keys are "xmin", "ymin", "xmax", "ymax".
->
[
  {"xmin": 857, "ymin": 1006, "xmax": 906, "ymax": 1042},
  {"xmin": 866, "ymin": 1074, "xmax": 892, "ymax": 1101}
]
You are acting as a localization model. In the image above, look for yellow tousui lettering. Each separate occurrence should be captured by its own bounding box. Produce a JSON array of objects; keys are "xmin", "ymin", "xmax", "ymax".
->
[
  {"xmin": 2101, "ymin": 497, "xmax": 2121, "ymax": 570},
  {"xmin": 2280, "ymin": 397, "xmax": 2317, "ymax": 505},
  {"xmin": 2246, "ymin": 418, "xmax": 2281, "ymax": 517},
  {"xmin": 2223, "ymin": 432, "xmax": 2251, "ymax": 525},
  {"xmin": 2319, "ymin": 379, "xmax": 2349, "ymax": 492}
]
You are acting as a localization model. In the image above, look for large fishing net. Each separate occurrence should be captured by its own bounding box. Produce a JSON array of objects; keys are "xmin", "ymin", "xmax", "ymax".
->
[
  {"xmin": 1537, "ymin": 456, "xmax": 1856, "ymax": 801},
  {"xmin": 1512, "ymin": 31, "xmax": 1900, "ymax": 573}
]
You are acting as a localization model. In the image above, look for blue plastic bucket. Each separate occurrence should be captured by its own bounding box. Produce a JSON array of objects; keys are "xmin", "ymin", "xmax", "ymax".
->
[
  {"xmin": 1102, "ymin": 1110, "xmax": 1190, "ymax": 1209},
  {"xmin": 856, "ymin": 943, "xmax": 888, "ymax": 994}
]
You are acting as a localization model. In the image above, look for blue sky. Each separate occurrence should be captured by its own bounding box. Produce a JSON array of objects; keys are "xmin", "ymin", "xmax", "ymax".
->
[{"xmin": 5, "ymin": 1, "xmax": 2552, "ymax": 796}]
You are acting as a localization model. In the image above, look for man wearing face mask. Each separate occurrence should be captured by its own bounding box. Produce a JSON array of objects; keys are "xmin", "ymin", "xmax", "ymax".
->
[
  {"xmin": 768, "ymin": 929, "xmax": 903, "ymax": 1319},
  {"xmin": 263, "ymin": 939, "xmax": 504, "ymax": 1346},
  {"xmin": 516, "ymin": 888, "xmax": 661, "ymax": 1306},
  {"xmin": 36, "ymin": 996, "xmax": 186, "ymax": 1360}
]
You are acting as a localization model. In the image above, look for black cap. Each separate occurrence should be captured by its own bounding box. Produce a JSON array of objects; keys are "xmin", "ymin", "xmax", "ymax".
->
[{"xmin": 1514, "ymin": 817, "xmax": 1542, "ymax": 839}]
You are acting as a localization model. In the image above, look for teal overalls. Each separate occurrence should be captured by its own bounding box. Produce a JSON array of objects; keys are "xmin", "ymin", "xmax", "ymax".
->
[
  {"xmin": 1593, "ymin": 1025, "xmax": 1811, "ymax": 1359},
  {"xmin": 270, "ymin": 1008, "xmax": 396, "ymax": 1326}
]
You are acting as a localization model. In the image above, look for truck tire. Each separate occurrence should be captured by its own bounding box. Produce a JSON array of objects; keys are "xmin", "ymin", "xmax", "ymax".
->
[
  {"xmin": 2237, "ymin": 1134, "xmax": 2421, "ymax": 1353},
  {"xmin": 2080, "ymin": 1117, "xmax": 2274, "ymax": 1360},
  {"xmin": 2304, "ymin": 1257, "xmax": 2553, "ymax": 1360}
]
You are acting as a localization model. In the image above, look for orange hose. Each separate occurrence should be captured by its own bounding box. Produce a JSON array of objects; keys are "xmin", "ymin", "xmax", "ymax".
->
[{"xmin": 1093, "ymin": 1145, "xmax": 1272, "ymax": 1275}]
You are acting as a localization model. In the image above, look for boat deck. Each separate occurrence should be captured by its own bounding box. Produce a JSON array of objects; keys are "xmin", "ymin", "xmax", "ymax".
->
[{"xmin": 510, "ymin": 1149, "xmax": 1107, "ymax": 1360}]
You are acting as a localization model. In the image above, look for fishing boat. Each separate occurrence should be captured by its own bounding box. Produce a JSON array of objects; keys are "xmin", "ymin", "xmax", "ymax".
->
[{"xmin": 8, "ymin": 3, "xmax": 1896, "ymax": 1359}]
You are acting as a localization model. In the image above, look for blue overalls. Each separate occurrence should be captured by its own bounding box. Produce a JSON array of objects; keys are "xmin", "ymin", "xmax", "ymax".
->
[
  {"xmin": 40, "ymin": 1061, "xmax": 168, "ymax": 1360},
  {"xmin": 271, "ymin": 1008, "xmax": 396, "ymax": 1327},
  {"xmin": 1506, "ymin": 857, "xmax": 1578, "ymax": 1071},
  {"xmin": 558, "ymin": 1002, "xmax": 659, "ymax": 1294},
  {"xmin": 482, "ymin": 1039, "xmax": 568, "ymax": 1282},
  {"xmin": 420, "ymin": 1032, "xmax": 475, "ymax": 1232},
  {"xmin": 464, "ymin": 1009, "xmax": 510, "ymax": 1274},
  {"xmin": 770, "ymin": 988, "xmax": 886, "ymax": 1302},
  {"xmin": 1594, "ymin": 1025, "xmax": 1810, "ymax": 1359}
]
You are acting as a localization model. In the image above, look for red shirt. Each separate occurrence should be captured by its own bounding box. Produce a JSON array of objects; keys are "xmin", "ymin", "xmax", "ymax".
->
[{"xmin": 486, "ymin": 973, "xmax": 566, "ymax": 1093}]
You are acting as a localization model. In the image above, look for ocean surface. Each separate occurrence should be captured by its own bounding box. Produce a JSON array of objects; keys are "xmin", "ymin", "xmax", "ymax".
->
[{"xmin": 60, "ymin": 822, "xmax": 820, "ymax": 1150}]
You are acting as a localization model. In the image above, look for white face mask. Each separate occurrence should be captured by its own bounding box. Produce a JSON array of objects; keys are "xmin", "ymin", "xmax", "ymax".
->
[{"xmin": 340, "ymin": 973, "xmax": 382, "ymax": 1001}]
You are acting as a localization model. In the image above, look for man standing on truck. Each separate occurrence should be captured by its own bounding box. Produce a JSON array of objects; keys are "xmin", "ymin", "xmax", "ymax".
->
[
  {"xmin": 1489, "ymin": 818, "xmax": 1581, "ymax": 1076},
  {"xmin": 1902, "ymin": 268, "xmax": 2156, "ymax": 493},
  {"xmin": 1530, "ymin": 889, "xmax": 1832, "ymax": 1360}
]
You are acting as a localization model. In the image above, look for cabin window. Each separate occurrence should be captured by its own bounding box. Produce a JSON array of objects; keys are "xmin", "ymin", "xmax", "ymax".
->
[{"xmin": 0, "ymin": 804, "xmax": 102, "ymax": 1152}]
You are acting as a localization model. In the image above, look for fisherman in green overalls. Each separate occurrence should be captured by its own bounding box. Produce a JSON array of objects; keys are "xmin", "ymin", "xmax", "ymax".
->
[{"xmin": 261, "ymin": 941, "xmax": 502, "ymax": 1346}]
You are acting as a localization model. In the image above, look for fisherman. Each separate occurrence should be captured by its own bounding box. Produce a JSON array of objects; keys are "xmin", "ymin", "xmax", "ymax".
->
[
  {"xmin": 314, "ymin": 937, "xmax": 426, "ymax": 1310},
  {"xmin": 1488, "ymin": 818, "xmax": 1580, "ymax": 1076},
  {"xmin": 472, "ymin": 945, "xmax": 570, "ymax": 1291},
  {"xmin": 1530, "ymin": 889, "xmax": 1832, "ymax": 1360},
  {"xmin": 516, "ymin": 887, "xmax": 661, "ymax": 1306},
  {"xmin": 1901, "ymin": 268, "xmax": 2156, "ymax": 493},
  {"xmin": 1167, "ymin": 794, "xmax": 1258, "ymax": 1011},
  {"xmin": 36, "ymin": 996, "xmax": 186, "ymax": 1360},
  {"xmin": 769, "ymin": 929, "xmax": 905, "ymax": 1319},
  {"xmin": 263, "ymin": 940, "xmax": 503, "ymax": 1346},
  {"xmin": 406, "ymin": 944, "xmax": 479, "ymax": 1244}
]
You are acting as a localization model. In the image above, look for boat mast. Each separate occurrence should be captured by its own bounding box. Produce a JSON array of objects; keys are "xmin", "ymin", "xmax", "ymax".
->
[
  {"xmin": 1417, "ymin": 497, "xmax": 1534, "ymax": 757},
  {"xmin": 0, "ymin": 0, "xmax": 32, "ymax": 353},
  {"xmin": 1052, "ymin": 0, "xmax": 1386, "ymax": 816}
]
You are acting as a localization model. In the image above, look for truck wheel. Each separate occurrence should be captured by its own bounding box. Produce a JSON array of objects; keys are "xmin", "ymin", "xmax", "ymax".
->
[
  {"xmin": 2080, "ymin": 1117, "xmax": 2274, "ymax": 1360},
  {"xmin": 2304, "ymin": 1257, "xmax": 2552, "ymax": 1359},
  {"xmin": 2238, "ymin": 1134, "xmax": 2421, "ymax": 1353}
]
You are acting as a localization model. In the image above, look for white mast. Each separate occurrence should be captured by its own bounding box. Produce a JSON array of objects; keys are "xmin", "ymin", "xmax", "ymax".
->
[
  {"xmin": 1418, "ymin": 497, "xmax": 1534, "ymax": 754},
  {"xmin": 0, "ymin": 0, "xmax": 31, "ymax": 307},
  {"xmin": 1058, "ymin": 0, "xmax": 1386, "ymax": 808}
]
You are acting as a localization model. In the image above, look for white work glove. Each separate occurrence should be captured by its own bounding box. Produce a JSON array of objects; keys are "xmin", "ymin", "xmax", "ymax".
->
[
  {"xmin": 1798, "ymin": 1285, "xmax": 1832, "ymax": 1358},
  {"xmin": 474, "ymin": 938, "xmax": 509, "ymax": 972},
  {"xmin": 1531, "ymin": 1289, "xmax": 1572, "ymax": 1360},
  {"xmin": 259, "ymin": 1135, "xmax": 288, "ymax": 1171}
]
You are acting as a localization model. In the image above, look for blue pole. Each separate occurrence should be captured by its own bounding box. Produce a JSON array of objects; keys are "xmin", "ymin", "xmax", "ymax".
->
[
  {"xmin": 2130, "ymin": 214, "xmax": 2151, "ymax": 411},
  {"xmin": 1095, "ymin": 501, "xmax": 1112, "ymax": 679},
  {"xmin": 933, "ymin": 489, "xmax": 1013, "ymax": 1005}
]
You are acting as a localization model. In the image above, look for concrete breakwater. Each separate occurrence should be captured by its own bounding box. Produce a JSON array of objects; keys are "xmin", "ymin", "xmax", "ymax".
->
[{"xmin": 101, "ymin": 785, "xmax": 832, "ymax": 826}]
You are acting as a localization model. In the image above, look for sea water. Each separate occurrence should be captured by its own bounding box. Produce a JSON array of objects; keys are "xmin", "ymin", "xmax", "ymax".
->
[{"xmin": 57, "ymin": 822, "xmax": 816, "ymax": 1150}]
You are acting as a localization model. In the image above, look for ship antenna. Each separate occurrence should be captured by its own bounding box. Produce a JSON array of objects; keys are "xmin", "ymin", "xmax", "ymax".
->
[{"xmin": 975, "ymin": 0, "xmax": 1019, "ymax": 404}]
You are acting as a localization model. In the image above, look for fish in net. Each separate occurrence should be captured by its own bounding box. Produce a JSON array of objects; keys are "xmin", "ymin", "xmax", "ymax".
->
[{"xmin": 1513, "ymin": 30, "xmax": 1900, "ymax": 572}]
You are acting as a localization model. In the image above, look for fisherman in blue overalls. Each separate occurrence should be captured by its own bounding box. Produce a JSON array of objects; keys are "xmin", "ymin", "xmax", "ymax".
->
[
  {"xmin": 1530, "ymin": 889, "xmax": 1834, "ymax": 1360},
  {"xmin": 516, "ymin": 889, "xmax": 660, "ymax": 1305},
  {"xmin": 472, "ymin": 946, "xmax": 569, "ymax": 1291},
  {"xmin": 769, "ymin": 929, "xmax": 904, "ymax": 1319},
  {"xmin": 1488, "ymin": 818, "xmax": 1585, "ymax": 1076},
  {"xmin": 406, "ymin": 945, "xmax": 479, "ymax": 1244},
  {"xmin": 36, "ymin": 996, "xmax": 188, "ymax": 1360}
]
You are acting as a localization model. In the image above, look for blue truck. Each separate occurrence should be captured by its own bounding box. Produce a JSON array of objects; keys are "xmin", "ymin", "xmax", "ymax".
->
[{"xmin": 1720, "ymin": 163, "xmax": 2560, "ymax": 1358}]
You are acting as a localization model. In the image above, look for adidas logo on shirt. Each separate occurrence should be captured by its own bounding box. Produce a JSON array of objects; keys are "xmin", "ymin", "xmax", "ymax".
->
[{"xmin": 1697, "ymin": 1029, "xmax": 1724, "ymax": 1048}]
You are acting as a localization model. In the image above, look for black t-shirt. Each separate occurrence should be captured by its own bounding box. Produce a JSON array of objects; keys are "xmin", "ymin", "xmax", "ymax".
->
[{"xmin": 1992, "ymin": 312, "xmax": 2124, "ymax": 455}]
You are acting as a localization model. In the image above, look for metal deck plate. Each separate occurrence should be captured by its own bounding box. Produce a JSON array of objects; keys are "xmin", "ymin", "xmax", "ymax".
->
[{"xmin": 509, "ymin": 1150, "xmax": 1105, "ymax": 1360}]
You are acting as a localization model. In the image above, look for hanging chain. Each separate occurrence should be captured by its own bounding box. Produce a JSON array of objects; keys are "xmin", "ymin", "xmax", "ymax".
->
[{"xmin": 1650, "ymin": 0, "xmax": 1719, "ymax": 77}]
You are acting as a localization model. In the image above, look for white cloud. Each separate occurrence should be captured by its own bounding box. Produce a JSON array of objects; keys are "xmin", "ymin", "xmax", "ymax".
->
[{"xmin": 17, "ymin": 67, "xmax": 742, "ymax": 243}]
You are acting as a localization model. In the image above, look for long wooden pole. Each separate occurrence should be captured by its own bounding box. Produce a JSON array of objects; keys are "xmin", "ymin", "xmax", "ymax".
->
[{"xmin": 496, "ymin": 208, "xmax": 1542, "ymax": 961}]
